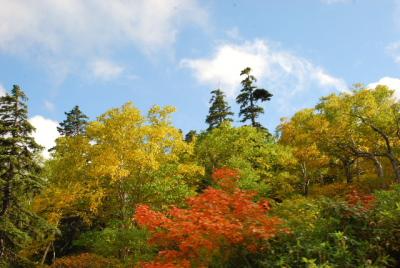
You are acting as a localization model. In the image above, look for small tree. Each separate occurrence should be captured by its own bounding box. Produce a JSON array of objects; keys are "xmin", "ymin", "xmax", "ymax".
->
[
  {"xmin": 57, "ymin": 105, "xmax": 88, "ymax": 136},
  {"xmin": 135, "ymin": 168, "xmax": 287, "ymax": 267},
  {"xmin": 206, "ymin": 89, "xmax": 234, "ymax": 130},
  {"xmin": 236, "ymin": 67, "xmax": 272, "ymax": 129},
  {"xmin": 0, "ymin": 85, "xmax": 51, "ymax": 264}
]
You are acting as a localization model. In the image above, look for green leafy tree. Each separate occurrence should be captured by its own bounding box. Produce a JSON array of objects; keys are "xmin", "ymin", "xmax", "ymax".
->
[
  {"xmin": 195, "ymin": 122, "xmax": 297, "ymax": 199},
  {"xmin": 236, "ymin": 67, "xmax": 272, "ymax": 129},
  {"xmin": 0, "ymin": 85, "xmax": 51, "ymax": 265},
  {"xmin": 57, "ymin": 105, "xmax": 88, "ymax": 136},
  {"xmin": 205, "ymin": 89, "xmax": 234, "ymax": 130}
]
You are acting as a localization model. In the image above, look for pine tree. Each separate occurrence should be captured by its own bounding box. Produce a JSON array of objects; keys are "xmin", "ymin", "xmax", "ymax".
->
[
  {"xmin": 57, "ymin": 105, "xmax": 88, "ymax": 136},
  {"xmin": 185, "ymin": 130, "xmax": 197, "ymax": 143},
  {"xmin": 206, "ymin": 89, "xmax": 234, "ymax": 130},
  {"xmin": 0, "ymin": 85, "xmax": 51, "ymax": 264},
  {"xmin": 236, "ymin": 67, "xmax": 272, "ymax": 129}
]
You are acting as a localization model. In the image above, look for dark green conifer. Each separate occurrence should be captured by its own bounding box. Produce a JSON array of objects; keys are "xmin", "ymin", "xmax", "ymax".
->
[
  {"xmin": 185, "ymin": 130, "xmax": 197, "ymax": 143},
  {"xmin": 57, "ymin": 105, "xmax": 88, "ymax": 136},
  {"xmin": 205, "ymin": 89, "xmax": 234, "ymax": 130},
  {"xmin": 0, "ymin": 85, "xmax": 51, "ymax": 265},
  {"xmin": 236, "ymin": 67, "xmax": 272, "ymax": 129}
]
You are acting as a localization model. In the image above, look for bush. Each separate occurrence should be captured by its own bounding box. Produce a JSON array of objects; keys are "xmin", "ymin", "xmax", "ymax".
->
[
  {"xmin": 50, "ymin": 253, "xmax": 121, "ymax": 268},
  {"xmin": 260, "ymin": 191, "xmax": 393, "ymax": 267},
  {"xmin": 134, "ymin": 168, "xmax": 287, "ymax": 267}
]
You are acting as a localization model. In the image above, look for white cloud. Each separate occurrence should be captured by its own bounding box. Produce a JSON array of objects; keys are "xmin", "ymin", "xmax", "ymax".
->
[
  {"xmin": 368, "ymin": 77, "xmax": 400, "ymax": 99},
  {"xmin": 386, "ymin": 41, "xmax": 400, "ymax": 64},
  {"xmin": 0, "ymin": 0, "xmax": 207, "ymax": 55},
  {"xmin": 181, "ymin": 39, "xmax": 347, "ymax": 97},
  {"xmin": 29, "ymin": 115, "xmax": 59, "ymax": 159},
  {"xmin": 0, "ymin": 84, "xmax": 6, "ymax": 96},
  {"xmin": 91, "ymin": 59, "xmax": 124, "ymax": 80}
]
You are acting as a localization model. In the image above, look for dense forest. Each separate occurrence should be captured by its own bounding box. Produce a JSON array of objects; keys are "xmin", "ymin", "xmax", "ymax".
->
[{"xmin": 1, "ymin": 68, "xmax": 400, "ymax": 267}]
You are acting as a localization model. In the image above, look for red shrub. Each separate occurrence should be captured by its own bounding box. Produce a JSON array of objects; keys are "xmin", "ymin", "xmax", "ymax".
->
[{"xmin": 134, "ymin": 168, "xmax": 287, "ymax": 267}]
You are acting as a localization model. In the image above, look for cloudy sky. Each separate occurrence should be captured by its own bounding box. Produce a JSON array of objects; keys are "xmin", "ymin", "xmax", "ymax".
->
[{"xmin": 1, "ymin": 0, "xmax": 400, "ymax": 156}]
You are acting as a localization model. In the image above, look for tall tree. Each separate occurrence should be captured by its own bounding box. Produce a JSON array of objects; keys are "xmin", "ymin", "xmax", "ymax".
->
[
  {"xmin": 0, "ymin": 85, "xmax": 50, "ymax": 264},
  {"xmin": 206, "ymin": 89, "xmax": 234, "ymax": 130},
  {"xmin": 236, "ymin": 67, "xmax": 272, "ymax": 129},
  {"xmin": 57, "ymin": 105, "xmax": 88, "ymax": 136}
]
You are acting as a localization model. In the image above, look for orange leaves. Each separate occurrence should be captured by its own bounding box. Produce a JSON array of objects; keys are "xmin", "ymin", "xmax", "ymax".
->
[
  {"xmin": 50, "ymin": 253, "xmax": 120, "ymax": 267},
  {"xmin": 135, "ymin": 205, "xmax": 170, "ymax": 231},
  {"xmin": 346, "ymin": 189, "xmax": 376, "ymax": 211},
  {"xmin": 134, "ymin": 168, "xmax": 286, "ymax": 267},
  {"xmin": 211, "ymin": 167, "xmax": 240, "ymax": 191}
]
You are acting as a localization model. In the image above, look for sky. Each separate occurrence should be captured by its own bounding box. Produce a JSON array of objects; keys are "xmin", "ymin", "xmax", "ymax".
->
[{"xmin": 1, "ymin": 0, "xmax": 400, "ymax": 157}]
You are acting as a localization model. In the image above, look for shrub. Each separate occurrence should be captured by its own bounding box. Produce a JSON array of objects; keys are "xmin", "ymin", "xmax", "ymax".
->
[
  {"xmin": 134, "ymin": 168, "xmax": 287, "ymax": 267},
  {"xmin": 50, "ymin": 253, "xmax": 121, "ymax": 268}
]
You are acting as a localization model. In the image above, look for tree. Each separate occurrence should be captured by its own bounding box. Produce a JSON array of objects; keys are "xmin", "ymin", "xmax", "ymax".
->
[
  {"xmin": 35, "ymin": 103, "xmax": 204, "ymax": 254},
  {"xmin": 57, "ymin": 105, "xmax": 88, "ymax": 136},
  {"xmin": 184, "ymin": 130, "xmax": 197, "ymax": 143},
  {"xmin": 0, "ymin": 85, "xmax": 51, "ymax": 264},
  {"xmin": 205, "ymin": 89, "xmax": 233, "ymax": 130},
  {"xmin": 236, "ymin": 67, "xmax": 272, "ymax": 129},
  {"xmin": 195, "ymin": 122, "xmax": 297, "ymax": 198},
  {"xmin": 279, "ymin": 109, "xmax": 330, "ymax": 195}
]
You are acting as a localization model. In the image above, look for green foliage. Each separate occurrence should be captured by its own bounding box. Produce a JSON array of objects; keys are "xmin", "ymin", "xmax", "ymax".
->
[
  {"xmin": 74, "ymin": 225, "xmax": 155, "ymax": 265},
  {"xmin": 261, "ymin": 192, "xmax": 397, "ymax": 267},
  {"xmin": 195, "ymin": 123, "xmax": 298, "ymax": 198}
]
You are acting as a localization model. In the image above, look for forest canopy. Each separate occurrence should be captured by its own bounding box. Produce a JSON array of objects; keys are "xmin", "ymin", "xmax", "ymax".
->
[{"xmin": 1, "ymin": 69, "xmax": 400, "ymax": 267}]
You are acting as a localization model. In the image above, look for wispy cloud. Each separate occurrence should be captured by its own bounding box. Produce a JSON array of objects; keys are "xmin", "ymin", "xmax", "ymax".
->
[
  {"xmin": 44, "ymin": 100, "xmax": 55, "ymax": 112},
  {"xmin": 386, "ymin": 41, "xmax": 400, "ymax": 64},
  {"xmin": 91, "ymin": 59, "xmax": 124, "ymax": 81},
  {"xmin": 0, "ymin": 0, "xmax": 208, "ymax": 56},
  {"xmin": 181, "ymin": 39, "xmax": 347, "ymax": 98},
  {"xmin": 320, "ymin": 0, "xmax": 352, "ymax": 4}
]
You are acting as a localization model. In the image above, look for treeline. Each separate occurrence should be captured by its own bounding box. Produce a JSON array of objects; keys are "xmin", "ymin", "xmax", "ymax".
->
[{"xmin": 1, "ymin": 69, "xmax": 400, "ymax": 267}]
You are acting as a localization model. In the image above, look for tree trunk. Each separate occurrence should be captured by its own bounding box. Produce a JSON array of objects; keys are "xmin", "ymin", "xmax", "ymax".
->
[
  {"xmin": 304, "ymin": 179, "xmax": 310, "ymax": 196},
  {"xmin": 0, "ymin": 180, "xmax": 10, "ymax": 217},
  {"xmin": 371, "ymin": 156, "xmax": 384, "ymax": 178},
  {"xmin": 387, "ymin": 153, "xmax": 400, "ymax": 182},
  {"xmin": 343, "ymin": 159, "xmax": 353, "ymax": 183},
  {"xmin": 41, "ymin": 242, "xmax": 52, "ymax": 265},
  {"xmin": 300, "ymin": 162, "xmax": 309, "ymax": 196},
  {"xmin": 344, "ymin": 162, "xmax": 353, "ymax": 183}
]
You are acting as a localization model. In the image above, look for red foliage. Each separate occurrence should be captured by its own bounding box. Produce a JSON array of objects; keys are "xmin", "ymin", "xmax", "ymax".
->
[
  {"xmin": 134, "ymin": 168, "xmax": 287, "ymax": 267},
  {"xmin": 211, "ymin": 167, "xmax": 240, "ymax": 191},
  {"xmin": 50, "ymin": 253, "xmax": 120, "ymax": 268},
  {"xmin": 346, "ymin": 189, "xmax": 376, "ymax": 211}
]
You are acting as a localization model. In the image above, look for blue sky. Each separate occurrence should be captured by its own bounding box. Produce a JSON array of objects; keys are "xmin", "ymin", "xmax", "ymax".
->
[{"xmin": 1, "ymin": 0, "xmax": 400, "ymax": 156}]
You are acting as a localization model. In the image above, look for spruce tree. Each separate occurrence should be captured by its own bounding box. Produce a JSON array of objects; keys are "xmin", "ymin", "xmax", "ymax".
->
[
  {"xmin": 57, "ymin": 105, "xmax": 88, "ymax": 136},
  {"xmin": 0, "ymin": 85, "xmax": 51, "ymax": 264},
  {"xmin": 205, "ymin": 89, "xmax": 234, "ymax": 130},
  {"xmin": 236, "ymin": 67, "xmax": 272, "ymax": 129},
  {"xmin": 185, "ymin": 130, "xmax": 197, "ymax": 143}
]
